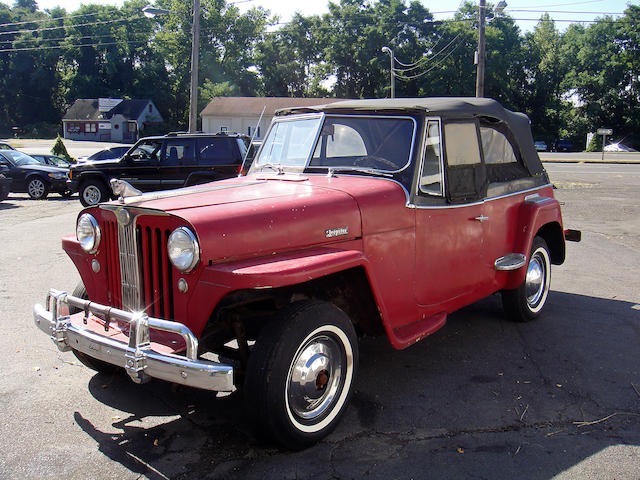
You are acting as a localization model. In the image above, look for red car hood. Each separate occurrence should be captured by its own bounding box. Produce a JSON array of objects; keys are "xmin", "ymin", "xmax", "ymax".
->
[{"xmin": 113, "ymin": 173, "xmax": 410, "ymax": 264}]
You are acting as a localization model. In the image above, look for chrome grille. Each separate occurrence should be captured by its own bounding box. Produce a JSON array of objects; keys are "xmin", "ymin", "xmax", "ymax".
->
[
  {"xmin": 101, "ymin": 207, "xmax": 175, "ymax": 321},
  {"xmin": 118, "ymin": 219, "xmax": 142, "ymax": 312}
]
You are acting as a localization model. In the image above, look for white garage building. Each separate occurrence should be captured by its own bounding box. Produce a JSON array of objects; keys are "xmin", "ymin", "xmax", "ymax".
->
[{"xmin": 200, "ymin": 97, "xmax": 343, "ymax": 140}]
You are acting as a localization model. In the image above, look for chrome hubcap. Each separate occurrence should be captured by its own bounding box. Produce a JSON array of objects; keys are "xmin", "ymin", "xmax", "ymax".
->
[
  {"xmin": 287, "ymin": 334, "xmax": 344, "ymax": 421},
  {"xmin": 83, "ymin": 185, "xmax": 101, "ymax": 205},
  {"xmin": 29, "ymin": 179, "xmax": 44, "ymax": 197},
  {"xmin": 525, "ymin": 250, "xmax": 547, "ymax": 308}
]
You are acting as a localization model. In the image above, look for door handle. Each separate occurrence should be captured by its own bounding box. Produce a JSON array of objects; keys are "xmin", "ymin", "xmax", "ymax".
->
[{"xmin": 474, "ymin": 215, "xmax": 489, "ymax": 222}]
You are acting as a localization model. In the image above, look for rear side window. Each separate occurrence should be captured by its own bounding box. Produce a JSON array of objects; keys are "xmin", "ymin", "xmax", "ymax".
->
[
  {"xmin": 163, "ymin": 140, "xmax": 195, "ymax": 166},
  {"xmin": 479, "ymin": 121, "xmax": 529, "ymax": 184},
  {"xmin": 197, "ymin": 138, "xmax": 236, "ymax": 166},
  {"xmin": 480, "ymin": 127, "xmax": 517, "ymax": 164}
]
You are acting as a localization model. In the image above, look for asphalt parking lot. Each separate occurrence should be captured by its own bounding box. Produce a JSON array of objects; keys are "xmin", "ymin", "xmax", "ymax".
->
[{"xmin": 0, "ymin": 162, "xmax": 639, "ymax": 479}]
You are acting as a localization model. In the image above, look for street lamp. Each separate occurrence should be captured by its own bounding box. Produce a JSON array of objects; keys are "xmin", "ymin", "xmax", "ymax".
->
[
  {"xmin": 475, "ymin": 0, "xmax": 507, "ymax": 97},
  {"xmin": 143, "ymin": 2, "xmax": 201, "ymax": 133},
  {"xmin": 381, "ymin": 46, "xmax": 395, "ymax": 99}
]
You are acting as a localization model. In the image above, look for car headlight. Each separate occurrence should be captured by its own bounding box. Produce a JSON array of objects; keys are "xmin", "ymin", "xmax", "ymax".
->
[
  {"xmin": 168, "ymin": 227, "xmax": 200, "ymax": 272},
  {"xmin": 77, "ymin": 213, "xmax": 101, "ymax": 254},
  {"xmin": 48, "ymin": 172, "xmax": 67, "ymax": 180}
]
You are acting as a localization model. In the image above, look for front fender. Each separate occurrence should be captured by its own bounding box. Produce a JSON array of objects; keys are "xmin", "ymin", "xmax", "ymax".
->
[{"xmin": 205, "ymin": 243, "xmax": 367, "ymax": 290}]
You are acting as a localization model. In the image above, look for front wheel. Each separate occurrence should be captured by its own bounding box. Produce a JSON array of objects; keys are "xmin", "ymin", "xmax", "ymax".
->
[
  {"xmin": 27, "ymin": 177, "xmax": 49, "ymax": 199},
  {"xmin": 502, "ymin": 236, "xmax": 551, "ymax": 322},
  {"xmin": 244, "ymin": 300, "xmax": 358, "ymax": 449},
  {"xmin": 80, "ymin": 180, "xmax": 109, "ymax": 207}
]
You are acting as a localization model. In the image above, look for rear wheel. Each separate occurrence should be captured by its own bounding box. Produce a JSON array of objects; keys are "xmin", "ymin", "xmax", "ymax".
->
[
  {"xmin": 80, "ymin": 180, "xmax": 109, "ymax": 206},
  {"xmin": 27, "ymin": 177, "xmax": 49, "ymax": 199},
  {"xmin": 502, "ymin": 236, "xmax": 551, "ymax": 322},
  {"xmin": 244, "ymin": 300, "xmax": 358, "ymax": 449},
  {"xmin": 68, "ymin": 282, "xmax": 121, "ymax": 375}
]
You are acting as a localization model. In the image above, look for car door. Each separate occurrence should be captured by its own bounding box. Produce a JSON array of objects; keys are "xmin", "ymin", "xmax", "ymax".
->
[
  {"xmin": 121, "ymin": 139, "xmax": 162, "ymax": 191},
  {"xmin": 160, "ymin": 138, "xmax": 197, "ymax": 188},
  {"xmin": 195, "ymin": 136, "xmax": 243, "ymax": 180},
  {"xmin": 413, "ymin": 118, "xmax": 489, "ymax": 308}
]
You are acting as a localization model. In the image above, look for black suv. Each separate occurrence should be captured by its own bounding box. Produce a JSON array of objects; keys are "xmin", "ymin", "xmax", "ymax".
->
[{"xmin": 68, "ymin": 132, "xmax": 251, "ymax": 206}]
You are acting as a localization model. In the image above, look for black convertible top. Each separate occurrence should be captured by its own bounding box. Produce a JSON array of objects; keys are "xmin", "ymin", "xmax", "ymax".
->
[{"xmin": 277, "ymin": 97, "xmax": 545, "ymax": 177}]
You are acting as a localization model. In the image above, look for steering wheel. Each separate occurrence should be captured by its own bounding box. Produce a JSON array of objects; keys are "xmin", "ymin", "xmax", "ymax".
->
[{"xmin": 354, "ymin": 155, "xmax": 398, "ymax": 171}]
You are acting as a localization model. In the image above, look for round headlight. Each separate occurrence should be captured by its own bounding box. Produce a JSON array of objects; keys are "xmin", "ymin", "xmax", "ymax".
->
[
  {"xmin": 77, "ymin": 213, "xmax": 100, "ymax": 254},
  {"xmin": 168, "ymin": 227, "xmax": 200, "ymax": 272}
]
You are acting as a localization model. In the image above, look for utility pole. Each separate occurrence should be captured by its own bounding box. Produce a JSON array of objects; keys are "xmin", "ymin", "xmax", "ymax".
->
[
  {"xmin": 475, "ymin": 0, "xmax": 486, "ymax": 97},
  {"xmin": 189, "ymin": 0, "xmax": 201, "ymax": 133},
  {"xmin": 381, "ymin": 46, "xmax": 395, "ymax": 98}
]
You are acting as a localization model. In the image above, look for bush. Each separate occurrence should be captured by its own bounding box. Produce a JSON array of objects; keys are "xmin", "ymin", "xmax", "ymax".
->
[
  {"xmin": 51, "ymin": 136, "xmax": 76, "ymax": 163},
  {"xmin": 586, "ymin": 134, "xmax": 602, "ymax": 152}
]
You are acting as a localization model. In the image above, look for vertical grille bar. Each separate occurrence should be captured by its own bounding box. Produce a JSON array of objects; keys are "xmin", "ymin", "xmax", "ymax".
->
[
  {"xmin": 161, "ymin": 229, "xmax": 172, "ymax": 320},
  {"xmin": 150, "ymin": 226, "xmax": 160, "ymax": 317}
]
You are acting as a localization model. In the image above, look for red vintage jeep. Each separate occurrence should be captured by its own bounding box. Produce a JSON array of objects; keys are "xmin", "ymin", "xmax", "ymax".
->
[{"xmin": 34, "ymin": 98, "xmax": 579, "ymax": 448}]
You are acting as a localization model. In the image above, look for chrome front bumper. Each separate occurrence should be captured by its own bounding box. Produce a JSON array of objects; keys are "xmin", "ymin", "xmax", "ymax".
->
[{"xmin": 33, "ymin": 289, "xmax": 234, "ymax": 392}]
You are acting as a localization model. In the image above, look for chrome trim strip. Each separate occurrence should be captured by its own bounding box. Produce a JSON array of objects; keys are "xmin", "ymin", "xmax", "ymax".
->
[
  {"xmin": 485, "ymin": 183, "xmax": 553, "ymax": 203},
  {"xmin": 33, "ymin": 290, "xmax": 234, "ymax": 392},
  {"xmin": 411, "ymin": 183, "xmax": 553, "ymax": 209}
]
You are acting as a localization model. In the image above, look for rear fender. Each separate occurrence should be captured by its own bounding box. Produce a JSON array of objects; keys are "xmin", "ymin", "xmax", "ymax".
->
[{"xmin": 505, "ymin": 195, "xmax": 564, "ymax": 289}]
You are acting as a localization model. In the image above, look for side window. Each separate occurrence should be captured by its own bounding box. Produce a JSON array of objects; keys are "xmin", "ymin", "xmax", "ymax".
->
[
  {"xmin": 444, "ymin": 122, "xmax": 481, "ymax": 166},
  {"xmin": 419, "ymin": 120, "xmax": 442, "ymax": 196},
  {"xmin": 197, "ymin": 138, "xmax": 234, "ymax": 166},
  {"xmin": 164, "ymin": 140, "xmax": 195, "ymax": 166},
  {"xmin": 479, "ymin": 122, "xmax": 529, "ymax": 184},
  {"xmin": 480, "ymin": 126, "xmax": 517, "ymax": 164},
  {"xmin": 129, "ymin": 140, "xmax": 162, "ymax": 163},
  {"xmin": 443, "ymin": 121, "xmax": 486, "ymax": 203}
]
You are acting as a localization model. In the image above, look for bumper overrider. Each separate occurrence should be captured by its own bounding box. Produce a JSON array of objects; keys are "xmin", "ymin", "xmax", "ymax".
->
[{"xmin": 33, "ymin": 289, "xmax": 234, "ymax": 391}]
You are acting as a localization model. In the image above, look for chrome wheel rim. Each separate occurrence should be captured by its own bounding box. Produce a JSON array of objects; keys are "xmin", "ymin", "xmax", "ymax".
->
[
  {"xmin": 83, "ymin": 185, "xmax": 101, "ymax": 205},
  {"xmin": 525, "ymin": 247, "xmax": 550, "ymax": 312},
  {"xmin": 287, "ymin": 333, "xmax": 344, "ymax": 421},
  {"xmin": 28, "ymin": 179, "xmax": 45, "ymax": 198}
]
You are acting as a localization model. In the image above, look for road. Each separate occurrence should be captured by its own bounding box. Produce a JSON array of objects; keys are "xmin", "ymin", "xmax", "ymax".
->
[{"xmin": 0, "ymin": 163, "xmax": 639, "ymax": 479}]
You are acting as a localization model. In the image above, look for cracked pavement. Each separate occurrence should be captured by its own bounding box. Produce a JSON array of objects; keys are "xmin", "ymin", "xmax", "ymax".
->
[{"xmin": 0, "ymin": 162, "xmax": 638, "ymax": 479}]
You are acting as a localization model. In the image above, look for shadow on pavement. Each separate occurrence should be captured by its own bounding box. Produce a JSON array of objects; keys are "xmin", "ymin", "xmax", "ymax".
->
[{"xmin": 74, "ymin": 291, "xmax": 640, "ymax": 479}]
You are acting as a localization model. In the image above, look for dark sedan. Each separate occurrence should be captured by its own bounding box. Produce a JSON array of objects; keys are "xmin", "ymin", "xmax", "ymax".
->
[
  {"xmin": 0, "ymin": 150, "xmax": 70, "ymax": 199},
  {"xmin": 29, "ymin": 153, "xmax": 72, "ymax": 168}
]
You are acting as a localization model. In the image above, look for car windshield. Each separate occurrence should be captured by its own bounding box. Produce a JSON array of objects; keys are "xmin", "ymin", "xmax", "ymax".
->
[
  {"xmin": 249, "ymin": 114, "xmax": 416, "ymax": 174},
  {"xmin": 1, "ymin": 150, "xmax": 39, "ymax": 166},
  {"xmin": 251, "ymin": 116, "xmax": 323, "ymax": 172},
  {"xmin": 48, "ymin": 156, "xmax": 70, "ymax": 167}
]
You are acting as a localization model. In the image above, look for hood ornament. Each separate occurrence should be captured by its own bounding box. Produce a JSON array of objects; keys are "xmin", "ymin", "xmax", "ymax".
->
[{"xmin": 110, "ymin": 179, "xmax": 142, "ymax": 203}]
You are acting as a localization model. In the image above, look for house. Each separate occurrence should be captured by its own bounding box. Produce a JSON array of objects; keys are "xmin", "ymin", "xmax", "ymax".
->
[
  {"xmin": 200, "ymin": 97, "xmax": 343, "ymax": 140},
  {"xmin": 62, "ymin": 98, "xmax": 164, "ymax": 143}
]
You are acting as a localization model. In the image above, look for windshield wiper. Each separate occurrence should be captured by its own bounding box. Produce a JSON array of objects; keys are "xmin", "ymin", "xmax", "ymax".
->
[{"xmin": 307, "ymin": 166, "xmax": 394, "ymax": 178}]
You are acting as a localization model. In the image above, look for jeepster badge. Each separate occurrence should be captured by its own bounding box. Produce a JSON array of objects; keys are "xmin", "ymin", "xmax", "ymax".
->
[{"xmin": 325, "ymin": 226, "xmax": 349, "ymax": 238}]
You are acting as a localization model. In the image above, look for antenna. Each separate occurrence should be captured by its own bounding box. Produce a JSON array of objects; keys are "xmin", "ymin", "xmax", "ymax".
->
[{"xmin": 239, "ymin": 105, "xmax": 266, "ymax": 176}]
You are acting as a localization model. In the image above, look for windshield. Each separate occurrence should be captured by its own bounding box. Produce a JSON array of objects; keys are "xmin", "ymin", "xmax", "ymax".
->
[
  {"xmin": 249, "ymin": 114, "xmax": 416, "ymax": 174},
  {"xmin": 1, "ymin": 150, "xmax": 40, "ymax": 166},
  {"xmin": 251, "ymin": 116, "xmax": 322, "ymax": 172}
]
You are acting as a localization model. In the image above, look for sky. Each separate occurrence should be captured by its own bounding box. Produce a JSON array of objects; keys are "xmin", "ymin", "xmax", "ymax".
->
[{"xmin": 33, "ymin": 0, "xmax": 637, "ymax": 33}]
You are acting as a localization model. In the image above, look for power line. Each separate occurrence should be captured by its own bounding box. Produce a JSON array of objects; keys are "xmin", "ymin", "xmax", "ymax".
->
[
  {"xmin": 0, "ymin": 16, "xmax": 147, "ymax": 36},
  {"xmin": 0, "ymin": 40, "xmax": 146, "ymax": 53},
  {"xmin": 394, "ymin": 33, "xmax": 463, "ymax": 73},
  {"xmin": 0, "ymin": 12, "xmax": 99, "ymax": 28},
  {"xmin": 395, "ymin": 39, "xmax": 465, "ymax": 81}
]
